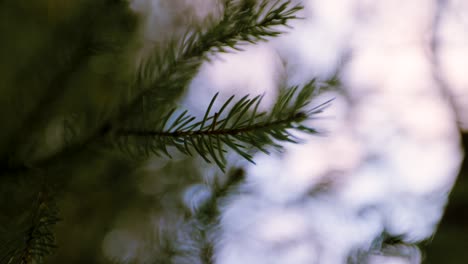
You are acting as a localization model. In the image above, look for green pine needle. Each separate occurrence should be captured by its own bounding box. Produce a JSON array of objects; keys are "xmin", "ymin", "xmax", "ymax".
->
[
  {"xmin": 126, "ymin": 0, "xmax": 303, "ymax": 123},
  {"xmin": 117, "ymin": 80, "xmax": 332, "ymax": 172}
]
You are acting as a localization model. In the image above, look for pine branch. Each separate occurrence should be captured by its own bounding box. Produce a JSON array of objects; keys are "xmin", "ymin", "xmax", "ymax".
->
[
  {"xmin": 0, "ymin": 0, "xmax": 304, "ymax": 176},
  {"xmin": 117, "ymin": 80, "xmax": 332, "ymax": 172},
  {"xmin": 196, "ymin": 168, "xmax": 246, "ymax": 264},
  {"xmin": 186, "ymin": 0, "xmax": 303, "ymax": 55},
  {"xmin": 0, "ymin": 1, "xmax": 319, "ymax": 263},
  {"xmin": 0, "ymin": 189, "xmax": 60, "ymax": 264},
  {"xmin": 120, "ymin": 0, "xmax": 303, "ymax": 124}
]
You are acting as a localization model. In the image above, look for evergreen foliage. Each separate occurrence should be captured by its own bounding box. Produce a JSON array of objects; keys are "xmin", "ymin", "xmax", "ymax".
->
[
  {"xmin": 118, "ymin": 83, "xmax": 332, "ymax": 171},
  {"xmin": 0, "ymin": 0, "xmax": 335, "ymax": 263}
]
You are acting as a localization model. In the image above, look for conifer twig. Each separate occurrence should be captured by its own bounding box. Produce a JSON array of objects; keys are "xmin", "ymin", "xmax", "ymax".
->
[
  {"xmin": 117, "ymin": 80, "xmax": 333, "ymax": 171},
  {"xmin": 122, "ymin": 0, "xmax": 303, "ymax": 121}
]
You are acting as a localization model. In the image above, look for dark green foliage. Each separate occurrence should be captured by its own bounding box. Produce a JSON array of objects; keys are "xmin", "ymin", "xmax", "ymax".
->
[
  {"xmin": 4, "ymin": 194, "xmax": 59, "ymax": 264},
  {"xmin": 0, "ymin": 1, "xmax": 141, "ymax": 263},
  {"xmin": 0, "ymin": 179, "xmax": 60, "ymax": 264},
  {"xmin": 0, "ymin": 0, "xmax": 139, "ymax": 168},
  {"xmin": 0, "ymin": 0, "xmax": 333, "ymax": 263}
]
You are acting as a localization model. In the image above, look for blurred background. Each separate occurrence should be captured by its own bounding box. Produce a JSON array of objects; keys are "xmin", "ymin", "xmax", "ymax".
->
[
  {"xmin": 176, "ymin": 1, "xmax": 468, "ymax": 263},
  {"xmin": 1, "ymin": 0, "xmax": 467, "ymax": 263}
]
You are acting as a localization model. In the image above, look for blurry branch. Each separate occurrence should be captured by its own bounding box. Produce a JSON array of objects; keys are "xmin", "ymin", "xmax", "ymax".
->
[
  {"xmin": 198, "ymin": 168, "xmax": 246, "ymax": 223},
  {"xmin": 197, "ymin": 168, "xmax": 246, "ymax": 264},
  {"xmin": 0, "ymin": 188, "xmax": 60, "ymax": 264}
]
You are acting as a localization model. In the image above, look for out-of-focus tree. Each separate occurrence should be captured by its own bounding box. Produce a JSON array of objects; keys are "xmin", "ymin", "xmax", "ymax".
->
[{"xmin": 0, "ymin": 1, "xmax": 334, "ymax": 263}]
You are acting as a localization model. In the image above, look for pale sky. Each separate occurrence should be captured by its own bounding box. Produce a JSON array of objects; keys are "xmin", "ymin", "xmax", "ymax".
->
[{"xmin": 106, "ymin": 1, "xmax": 468, "ymax": 263}]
